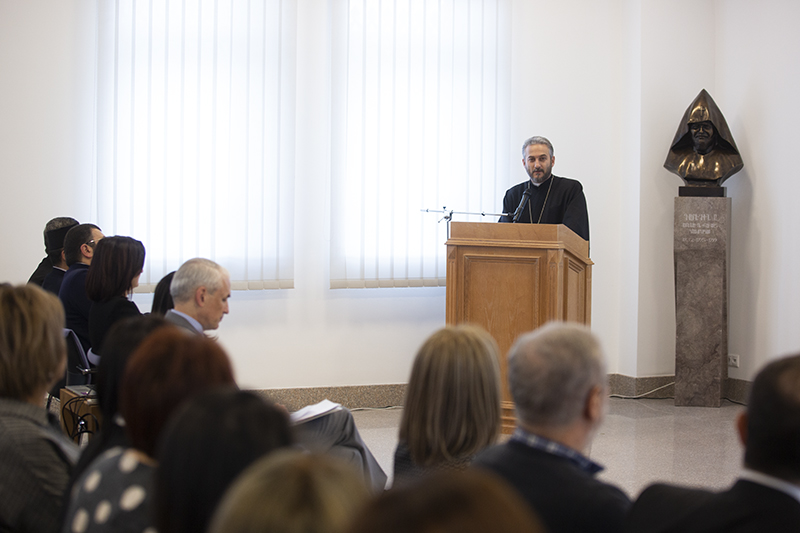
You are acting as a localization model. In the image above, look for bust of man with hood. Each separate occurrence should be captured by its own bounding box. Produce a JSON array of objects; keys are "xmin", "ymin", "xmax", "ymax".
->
[{"xmin": 664, "ymin": 89, "xmax": 744, "ymax": 187}]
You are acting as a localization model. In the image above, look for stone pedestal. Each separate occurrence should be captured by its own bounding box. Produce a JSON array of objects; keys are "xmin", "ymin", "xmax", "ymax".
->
[{"xmin": 674, "ymin": 197, "xmax": 731, "ymax": 407}]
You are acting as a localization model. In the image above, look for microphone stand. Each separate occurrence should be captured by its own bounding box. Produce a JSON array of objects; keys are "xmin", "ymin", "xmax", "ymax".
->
[{"xmin": 421, "ymin": 207, "xmax": 510, "ymax": 239}]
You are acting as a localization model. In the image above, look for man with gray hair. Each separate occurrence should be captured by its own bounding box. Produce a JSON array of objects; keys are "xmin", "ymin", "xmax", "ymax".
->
[
  {"xmin": 498, "ymin": 136, "xmax": 590, "ymax": 241},
  {"xmin": 165, "ymin": 258, "xmax": 231, "ymax": 334},
  {"xmin": 161, "ymin": 257, "xmax": 388, "ymax": 491},
  {"xmin": 474, "ymin": 322, "xmax": 630, "ymax": 532}
]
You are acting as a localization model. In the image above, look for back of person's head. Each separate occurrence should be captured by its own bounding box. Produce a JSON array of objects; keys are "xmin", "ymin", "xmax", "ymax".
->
[
  {"xmin": 151, "ymin": 271, "xmax": 176, "ymax": 315},
  {"xmin": 348, "ymin": 470, "xmax": 545, "ymax": 533},
  {"xmin": 96, "ymin": 315, "xmax": 172, "ymax": 423},
  {"xmin": 0, "ymin": 284, "xmax": 66, "ymax": 400},
  {"xmin": 44, "ymin": 217, "xmax": 79, "ymax": 263},
  {"xmin": 85, "ymin": 236, "xmax": 145, "ymax": 302},
  {"xmin": 210, "ymin": 450, "xmax": 369, "ymax": 533},
  {"xmin": 155, "ymin": 389, "xmax": 293, "ymax": 533},
  {"xmin": 120, "ymin": 328, "xmax": 235, "ymax": 457},
  {"xmin": 508, "ymin": 321, "xmax": 606, "ymax": 428},
  {"xmin": 399, "ymin": 325, "xmax": 501, "ymax": 466},
  {"xmin": 63, "ymin": 223, "xmax": 101, "ymax": 266},
  {"xmin": 744, "ymin": 354, "xmax": 800, "ymax": 481},
  {"xmin": 170, "ymin": 258, "xmax": 228, "ymax": 304}
]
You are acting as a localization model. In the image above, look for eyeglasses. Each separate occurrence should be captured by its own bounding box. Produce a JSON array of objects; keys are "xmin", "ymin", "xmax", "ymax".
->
[{"xmin": 84, "ymin": 240, "xmax": 97, "ymax": 248}]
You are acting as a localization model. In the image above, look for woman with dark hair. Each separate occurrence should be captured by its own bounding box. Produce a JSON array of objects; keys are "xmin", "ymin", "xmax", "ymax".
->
[
  {"xmin": 86, "ymin": 236, "xmax": 145, "ymax": 356},
  {"xmin": 393, "ymin": 325, "xmax": 502, "ymax": 486},
  {"xmin": 155, "ymin": 389, "xmax": 294, "ymax": 533},
  {"xmin": 150, "ymin": 270, "xmax": 175, "ymax": 315},
  {"xmin": 63, "ymin": 328, "xmax": 236, "ymax": 533}
]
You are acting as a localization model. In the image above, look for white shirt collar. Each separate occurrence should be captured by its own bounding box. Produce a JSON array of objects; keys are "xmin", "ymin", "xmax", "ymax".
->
[{"xmin": 740, "ymin": 468, "xmax": 800, "ymax": 503}]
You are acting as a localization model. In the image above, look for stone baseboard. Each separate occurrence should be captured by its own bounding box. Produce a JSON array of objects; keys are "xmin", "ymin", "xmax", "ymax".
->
[
  {"xmin": 250, "ymin": 375, "xmax": 750, "ymax": 412},
  {"xmin": 607, "ymin": 374, "xmax": 750, "ymax": 404},
  {"xmin": 253, "ymin": 384, "xmax": 407, "ymax": 412}
]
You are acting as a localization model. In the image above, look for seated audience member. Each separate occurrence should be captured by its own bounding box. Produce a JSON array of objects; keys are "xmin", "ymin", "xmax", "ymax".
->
[
  {"xmin": 86, "ymin": 236, "xmax": 145, "ymax": 357},
  {"xmin": 42, "ymin": 219, "xmax": 80, "ymax": 294},
  {"xmin": 209, "ymin": 450, "xmax": 369, "ymax": 533},
  {"xmin": 58, "ymin": 223, "xmax": 104, "ymax": 352},
  {"xmin": 624, "ymin": 354, "xmax": 800, "ymax": 533},
  {"xmin": 393, "ymin": 325, "xmax": 501, "ymax": 486},
  {"xmin": 29, "ymin": 217, "xmax": 79, "ymax": 287},
  {"xmin": 349, "ymin": 470, "xmax": 545, "ymax": 533},
  {"xmin": 474, "ymin": 322, "xmax": 631, "ymax": 533},
  {"xmin": 150, "ymin": 270, "xmax": 175, "ymax": 315},
  {"xmin": 0, "ymin": 284, "xmax": 79, "ymax": 533},
  {"xmin": 63, "ymin": 329, "xmax": 235, "ymax": 533},
  {"xmin": 68, "ymin": 316, "xmax": 172, "ymax": 486},
  {"xmin": 165, "ymin": 258, "xmax": 230, "ymax": 334},
  {"xmin": 167, "ymin": 257, "xmax": 387, "ymax": 490},
  {"xmin": 155, "ymin": 389, "xmax": 293, "ymax": 533}
]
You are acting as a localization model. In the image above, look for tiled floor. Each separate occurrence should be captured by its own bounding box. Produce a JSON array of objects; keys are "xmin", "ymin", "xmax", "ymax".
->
[{"xmin": 351, "ymin": 397, "xmax": 745, "ymax": 497}]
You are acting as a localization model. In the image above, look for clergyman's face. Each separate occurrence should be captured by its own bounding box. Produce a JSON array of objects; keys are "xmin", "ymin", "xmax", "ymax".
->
[
  {"xmin": 690, "ymin": 121, "xmax": 716, "ymax": 155},
  {"xmin": 523, "ymin": 144, "xmax": 555, "ymax": 185}
]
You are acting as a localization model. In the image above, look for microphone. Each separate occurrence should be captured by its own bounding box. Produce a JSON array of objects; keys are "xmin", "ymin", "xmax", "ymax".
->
[{"xmin": 512, "ymin": 185, "xmax": 532, "ymax": 223}]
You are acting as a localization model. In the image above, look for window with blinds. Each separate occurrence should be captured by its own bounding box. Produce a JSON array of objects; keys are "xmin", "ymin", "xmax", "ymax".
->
[
  {"xmin": 95, "ymin": 0, "xmax": 296, "ymax": 289},
  {"xmin": 329, "ymin": 0, "xmax": 511, "ymax": 288}
]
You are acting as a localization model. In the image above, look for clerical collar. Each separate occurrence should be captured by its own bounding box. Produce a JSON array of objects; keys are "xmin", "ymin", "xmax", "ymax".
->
[{"xmin": 530, "ymin": 175, "xmax": 553, "ymax": 188}]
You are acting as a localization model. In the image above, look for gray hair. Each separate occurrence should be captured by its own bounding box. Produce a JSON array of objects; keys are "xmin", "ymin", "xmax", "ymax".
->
[
  {"xmin": 522, "ymin": 136, "xmax": 554, "ymax": 157},
  {"xmin": 170, "ymin": 258, "xmax": 230, "ymax": 304},
  {"xmin": 508, "ymin": 322, "xmax": 606, "ymax": 427}
]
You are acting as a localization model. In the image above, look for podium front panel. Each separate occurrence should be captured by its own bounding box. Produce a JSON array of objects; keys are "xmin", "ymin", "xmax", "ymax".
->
[{"xmin": 445, "ymin": 222, "xmax": 592, "ymax": 432}]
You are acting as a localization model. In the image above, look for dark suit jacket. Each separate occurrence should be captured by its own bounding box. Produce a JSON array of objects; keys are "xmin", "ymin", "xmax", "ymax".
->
[
  {"xmin": 58, "ymin": 263, "xmax": 92, "ymax": 352},
  {"xmin": 624, "ymin": 479, "xmax": 800, "ymax": 533},
  {"xmin": 474, "ymin": 440, "xmax": 631, "ymax": 533},
  {"xmin": 164, "ymin": 309, "xmax": 202, "ymax": 335},
  {"xmin": 42, "ymin": 267, "xmax": 67, "ymax": 295}
]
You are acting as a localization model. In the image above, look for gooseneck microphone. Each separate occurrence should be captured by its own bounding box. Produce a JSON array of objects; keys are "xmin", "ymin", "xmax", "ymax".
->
[{"xmin": 512, "ymin": 184, "xmax": 532, "ymax": 223}]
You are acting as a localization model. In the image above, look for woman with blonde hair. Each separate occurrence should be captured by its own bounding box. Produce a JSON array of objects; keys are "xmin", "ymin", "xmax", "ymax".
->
[
  {"xmin": 393, "ymin": 325, "xmax": 502, "ymax": 486},
  {"xmin": 0, "ymin": 284, "xmax": 78, "ymax": 533},
  {"xmin": 209, "ymin": 451, "xmax": 369, "ymax": 533}
]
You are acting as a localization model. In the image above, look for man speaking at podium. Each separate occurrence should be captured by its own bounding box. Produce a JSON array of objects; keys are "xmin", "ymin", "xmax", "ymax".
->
[{"xmin": 499, "ymin": 136, "xmax": 590, "ymax": 241}]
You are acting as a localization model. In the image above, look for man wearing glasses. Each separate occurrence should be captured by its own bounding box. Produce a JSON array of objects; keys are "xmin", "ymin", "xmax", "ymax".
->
[{"xmin": 58, "ymin": 223, "xmax": 104, "ymax": 352}]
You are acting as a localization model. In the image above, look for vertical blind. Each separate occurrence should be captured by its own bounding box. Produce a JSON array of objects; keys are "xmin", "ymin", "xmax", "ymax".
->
[
  {"xmin": 95, "ymin": 0, "xmax": 296, "ymax": 290},
  {"xmin": 95, "ymin": 0, "xmax": 509, "ymax": 290},
  {"xmin": 329, "ymin": 0, "xmax": 511, "ymax": 288}
]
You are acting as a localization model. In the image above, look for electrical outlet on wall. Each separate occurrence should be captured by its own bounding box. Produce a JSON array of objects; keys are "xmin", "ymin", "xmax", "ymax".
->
[{"xmin": 728, "ymin": 354, "xmax": 740, "ymax": 368}]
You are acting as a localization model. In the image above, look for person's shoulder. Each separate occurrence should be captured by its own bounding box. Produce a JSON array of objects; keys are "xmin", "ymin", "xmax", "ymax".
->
[
  {"xmin": 504, "ymin": 180, "xmax": 530, "ymax": 197},
  {"xmin": 60, "ymin": 264, "xmax": 88, "ymax": 289},
  {"xmin": 552, "ymin": 175, "xmax": 585, "ymax": 190},
  {"xmin": 624, "ymin": 482, "xmax": 714, "ymax": 533}
]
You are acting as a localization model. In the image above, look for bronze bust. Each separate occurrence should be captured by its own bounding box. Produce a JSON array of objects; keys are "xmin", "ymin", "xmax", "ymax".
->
[{"xmin": 664, "ymin": 89, "xmax": 743, "ymax": 187}]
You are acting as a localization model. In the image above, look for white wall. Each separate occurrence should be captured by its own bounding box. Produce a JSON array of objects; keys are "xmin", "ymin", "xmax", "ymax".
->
[
  {"xmin": 0, "ymin": 1, "xmax": 97, "ymax": 273},
  {"xmin": 718, "ymin": 0, "xmax": 800, "ymax": 378},
  {"xmin": 4, "ymin": 0, "xmax": 799, "ymax": 388}
]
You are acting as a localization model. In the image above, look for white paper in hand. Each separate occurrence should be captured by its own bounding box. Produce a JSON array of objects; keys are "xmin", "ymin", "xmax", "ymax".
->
[{"xmin": 290, "ymin": 399, "xmax": 343, "ymax": 425}]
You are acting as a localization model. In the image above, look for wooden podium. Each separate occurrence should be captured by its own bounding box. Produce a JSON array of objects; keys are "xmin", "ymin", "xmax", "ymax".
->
[{"xmin": 445, "ymin": 222, "xmax": 592, "ymax": 432}]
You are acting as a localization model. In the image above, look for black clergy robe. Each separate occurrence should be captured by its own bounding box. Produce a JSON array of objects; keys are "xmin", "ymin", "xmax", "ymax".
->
[{"xmin": 499, "ymin": 175, "xmax": 590, "ymax": 241}]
